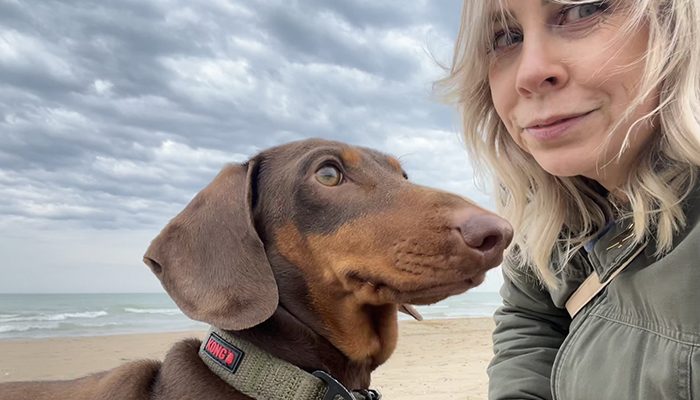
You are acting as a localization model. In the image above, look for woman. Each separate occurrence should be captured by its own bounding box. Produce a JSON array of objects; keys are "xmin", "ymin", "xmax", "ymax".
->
[{"xmin": 438, "ymin": 0, "xmax": 700, "ymax": 399}]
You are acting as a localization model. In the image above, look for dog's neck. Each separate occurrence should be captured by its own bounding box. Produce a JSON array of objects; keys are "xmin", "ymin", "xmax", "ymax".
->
[
  {"xmin": 316, "ymin": 296, "xmax": 399, "ymax": 367},
  {"xmin": 228, "ymin": 244, "xmax": 400, "ymax": 389},
  {"xmin": 232, "ymin": 304, "xmax": 376, "ymax": 390}
]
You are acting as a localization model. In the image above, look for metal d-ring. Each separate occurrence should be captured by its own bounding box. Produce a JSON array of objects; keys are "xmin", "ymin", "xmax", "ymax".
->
[{"xmin": 313, "ymin": 370, "xmax": 355, "ymax": 400}]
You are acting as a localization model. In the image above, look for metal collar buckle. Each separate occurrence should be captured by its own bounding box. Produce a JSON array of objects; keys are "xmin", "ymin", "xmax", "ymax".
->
[
  {"xmin": 355, "ymin": 388, "xmax": 382, "ymax": 399},
  {"xmin": 313, "ymin": 370, "xmax": 355, "ymax": 400}
]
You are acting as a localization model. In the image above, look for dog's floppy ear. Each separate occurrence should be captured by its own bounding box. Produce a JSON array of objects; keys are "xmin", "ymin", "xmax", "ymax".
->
[{"xmin": 143, "ymin": 161, "xmax": 278, "ymax": 331}]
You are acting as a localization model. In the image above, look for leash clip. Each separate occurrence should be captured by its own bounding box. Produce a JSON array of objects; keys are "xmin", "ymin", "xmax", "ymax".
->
[{"xmin": 313, "ymin": 370, "xmax": 355, "ymax": 400}]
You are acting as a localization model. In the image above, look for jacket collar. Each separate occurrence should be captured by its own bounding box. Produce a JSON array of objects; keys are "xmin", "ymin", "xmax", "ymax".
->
[
  {"xmin": 587, "ymin": 174, "xmax": 700, "ymax": 281},
  {"xmin": 586, "ymin": 218, "xmax": 647, "ymax": 282}
]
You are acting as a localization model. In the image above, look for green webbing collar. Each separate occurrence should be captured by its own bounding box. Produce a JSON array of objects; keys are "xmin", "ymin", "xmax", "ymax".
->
[{"xmin": 198, "ymin": 326, "xmax": 381, "ymax": 400}]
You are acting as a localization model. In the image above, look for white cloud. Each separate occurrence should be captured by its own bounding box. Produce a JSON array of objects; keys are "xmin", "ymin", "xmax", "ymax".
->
[
  {"xmin": 163, "ymin": 6, "xmax": 202, "ymax": 26},
  {"xmin": 0, "ymin": 29, "xmax": 77, "ymax": 83},
  {"xmin": 207, "ymin": 0, "xmax": 254, "ymax": 19},
  {"xmin": 93, "ymin": 79, "xmax": 114, "ymax": 95},
  {"xmin": 229, "ymin": 36, "xmax": 267, "ymax": 54},
  {"xmin": 155, "ymin": 139, "xmax": 244, "ymax": 165},
  {"xmin": 161, "ymin": 57, "xmax": 258, "ymax": 103}
]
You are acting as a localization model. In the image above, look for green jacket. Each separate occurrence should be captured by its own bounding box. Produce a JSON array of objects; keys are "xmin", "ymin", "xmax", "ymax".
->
[{"xmin": 488, "ymin": 182, "xmax": 700, "ymax": 400}]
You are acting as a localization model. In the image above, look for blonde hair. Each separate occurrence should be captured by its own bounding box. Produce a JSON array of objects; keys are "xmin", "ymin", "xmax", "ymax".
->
[{"xmin": 436, "ymin": 0, "xmax": 700, "ymax": 287}]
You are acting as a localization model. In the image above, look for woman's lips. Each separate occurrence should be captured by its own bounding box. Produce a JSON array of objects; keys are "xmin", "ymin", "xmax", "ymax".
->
[{"xmin": 524, "ymin": 110, "xmax": 594, "ymax": 141}]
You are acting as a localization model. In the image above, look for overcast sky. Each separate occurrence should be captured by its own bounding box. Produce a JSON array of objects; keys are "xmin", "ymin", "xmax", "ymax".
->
[{"xmin": 0, "ymin": 0, "xmax": 503, "ymax": 293}]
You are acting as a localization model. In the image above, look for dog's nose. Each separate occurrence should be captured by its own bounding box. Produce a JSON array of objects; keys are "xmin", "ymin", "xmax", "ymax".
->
[{"xmin": 457, "ymin": 214, "xmax": 513, "ymax": 264}]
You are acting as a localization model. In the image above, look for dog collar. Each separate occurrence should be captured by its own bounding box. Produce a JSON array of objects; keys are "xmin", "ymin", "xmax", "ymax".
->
[{"xmin": 198, "ymin": 327, "xmax": 382, "ymax": 400}]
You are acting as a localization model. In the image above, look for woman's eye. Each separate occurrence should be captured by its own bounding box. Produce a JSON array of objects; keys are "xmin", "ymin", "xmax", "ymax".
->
[
  {"xmin": 492, "ymin": 29, "xmax": 523, "ymax": 52},
  {"xmin": 315, "ymin": 165, "xmax": 343, "ymax": 186},
  {"xmin": 558, "ymin": 2, "xmax": 609, "ymax": 25}
]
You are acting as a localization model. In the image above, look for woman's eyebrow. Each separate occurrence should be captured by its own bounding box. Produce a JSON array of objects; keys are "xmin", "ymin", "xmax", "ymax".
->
[{"xmin": 490, "ymin": 0, "xmax": 562, "ymax": 23}]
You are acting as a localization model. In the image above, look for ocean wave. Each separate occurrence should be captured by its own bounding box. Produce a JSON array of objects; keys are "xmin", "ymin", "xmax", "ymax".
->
[
  {"xmin": 0, "ymin": 311, "xmax": 108, "ymax": 323},
  {"xmin": 0, "ymin": 321, "xmax": 121, "ymax": 334},
  {"xmin": 124, "ymin": 308, "xmax": 182, "ymax": 316},
  {"xmin": 0, "ymin": 322, "xmax": 60, "ymax": 333},
  {"xmin": 67, "ymin": 322, "xmax": 121, "ymax": 328}
]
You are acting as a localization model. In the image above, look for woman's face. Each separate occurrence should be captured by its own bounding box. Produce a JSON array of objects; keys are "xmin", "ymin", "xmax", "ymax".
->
[{"xmin": 487, "ymin": 0, "xmax": 658, "ymax": 190}]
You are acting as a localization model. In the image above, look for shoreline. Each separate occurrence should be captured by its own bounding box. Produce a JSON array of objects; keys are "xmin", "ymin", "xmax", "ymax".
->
[{"xmin": 0, "ymin": 317, "xmax": 495, "ymax": 400}]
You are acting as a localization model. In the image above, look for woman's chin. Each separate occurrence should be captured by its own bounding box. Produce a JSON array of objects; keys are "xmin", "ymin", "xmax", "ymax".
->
[{"xmin": 540, "ymin": 165, "xmax": 583, "ymax": 178}]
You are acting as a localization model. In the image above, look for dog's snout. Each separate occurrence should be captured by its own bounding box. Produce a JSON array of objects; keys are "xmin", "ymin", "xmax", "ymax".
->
[{"xmin": 457, "ymin": 214, "xmax": 513, "ymax": 262}]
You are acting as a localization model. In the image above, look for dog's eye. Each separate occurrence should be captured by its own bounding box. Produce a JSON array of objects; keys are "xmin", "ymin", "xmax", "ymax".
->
[{"xmin": 315, "ymin": 165, "xmax": 343, "ymax": 186}]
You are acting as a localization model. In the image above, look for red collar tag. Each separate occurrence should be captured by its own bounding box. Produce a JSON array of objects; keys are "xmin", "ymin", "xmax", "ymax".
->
[{"xmin": 202, "ymin": 332, "xmax": 245, "ymax": 373}]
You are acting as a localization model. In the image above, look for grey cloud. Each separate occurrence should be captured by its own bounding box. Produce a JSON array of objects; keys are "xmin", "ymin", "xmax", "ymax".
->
[{"xmin": 0, "ymin": 1, "xmax": 501, "ymax": 292}]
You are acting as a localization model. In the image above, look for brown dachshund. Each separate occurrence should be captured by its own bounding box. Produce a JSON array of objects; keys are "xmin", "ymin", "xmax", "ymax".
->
[{"xmin": 0, "ymin": 138, "xmax": 512, "ymax": 400}]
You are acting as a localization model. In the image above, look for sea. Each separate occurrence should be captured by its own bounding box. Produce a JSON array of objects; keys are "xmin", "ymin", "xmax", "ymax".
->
[{"xmin": 0, "ymin": 292, "xmax": 502, "ymax": 340}]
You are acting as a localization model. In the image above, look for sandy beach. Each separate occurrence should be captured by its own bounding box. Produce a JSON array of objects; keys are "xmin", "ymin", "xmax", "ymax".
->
[{"xmin": 0, "ymin": 318, "xmax": 494, "ymax": 399}]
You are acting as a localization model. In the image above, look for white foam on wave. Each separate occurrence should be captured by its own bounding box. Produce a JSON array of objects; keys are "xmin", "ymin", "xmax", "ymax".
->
[
  {"xmin": 0, "ymin": 322, "xmax": 60, "ymax": 333},
  {"xmin": 0, "ymin": 311, "xmax": 108, "ymax": 323},
  {"xmin": 124, "ymin": 308, "xmax": 182, "ymax": 316}
]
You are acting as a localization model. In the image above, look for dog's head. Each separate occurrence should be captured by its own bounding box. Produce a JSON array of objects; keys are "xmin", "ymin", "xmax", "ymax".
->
[{"xmin": 144, "ymin": 139, "xmax": 512, "ymax": 332}]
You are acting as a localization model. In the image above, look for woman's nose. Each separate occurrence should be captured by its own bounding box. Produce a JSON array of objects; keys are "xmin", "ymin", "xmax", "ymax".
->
[{"xmin": 515, "ymin": 37, "xmax": 569, "ymax": 97}]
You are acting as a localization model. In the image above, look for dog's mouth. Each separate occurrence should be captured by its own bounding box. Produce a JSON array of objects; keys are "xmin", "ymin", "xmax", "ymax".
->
[{"xmin": 346, "ymin": 271, "xmax": 485, "ymax": 305}]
